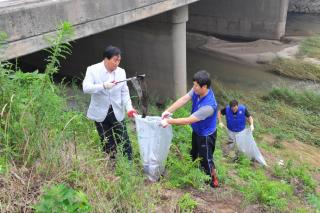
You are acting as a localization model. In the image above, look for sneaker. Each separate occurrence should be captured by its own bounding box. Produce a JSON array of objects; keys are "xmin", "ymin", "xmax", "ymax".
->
[
  {"xmin": 210, "ymin": 179, "xmax": 219, "ymax": 188},
  {"xmin": 210, "ymin": 174, "xmax": 219, "ymax": 188}
]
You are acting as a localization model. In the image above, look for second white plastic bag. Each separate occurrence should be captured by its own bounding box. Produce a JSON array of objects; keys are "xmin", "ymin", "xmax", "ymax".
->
[{"xmin": 234, "ymin": 128, "xmax": 267, "ymax": 166}]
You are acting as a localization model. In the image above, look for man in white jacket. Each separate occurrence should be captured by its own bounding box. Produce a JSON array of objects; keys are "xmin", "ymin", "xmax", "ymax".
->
[{"xmin": 83, "ymin": 46, "xmax": 137, "ymax": 160}]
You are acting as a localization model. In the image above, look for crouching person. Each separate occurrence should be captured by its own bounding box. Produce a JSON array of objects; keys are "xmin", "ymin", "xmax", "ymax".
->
[{"xmin": 161, "ymin": 70, "xmax": 219, "ymax": 188}]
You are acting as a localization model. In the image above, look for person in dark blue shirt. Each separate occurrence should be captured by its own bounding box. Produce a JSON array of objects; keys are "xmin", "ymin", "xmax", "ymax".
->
[
  {"xmin": 161, "ymin": 70, "xmax": 219, "ymax": 188},
  {"xmin": 218, "ymin": 100, "xmax": 254, "ymax": 150}
]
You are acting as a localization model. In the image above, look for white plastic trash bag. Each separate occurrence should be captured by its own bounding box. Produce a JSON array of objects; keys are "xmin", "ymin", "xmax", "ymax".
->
[
  {"xmin": 135, "ymin": 115, "xmax": 173, "ymax": 181},
  {"xmin": 234, "ymin": 128, "xmax": 267, "ymax": 166}
]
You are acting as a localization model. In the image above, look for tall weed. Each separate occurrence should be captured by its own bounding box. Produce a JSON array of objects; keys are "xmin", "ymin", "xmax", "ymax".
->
[{"xmin": 0, "ymin": 22, "xmax": 76, "ymax": 168}]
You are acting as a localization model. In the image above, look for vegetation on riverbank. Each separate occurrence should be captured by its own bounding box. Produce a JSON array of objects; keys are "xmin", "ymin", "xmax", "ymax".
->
[
  {"xmin": 299, "ymin": 35, "xmax": 320, "ymax": 60},
  {"xmin": 1, "ymin": 23, "xmax": 319, "ymax": 212},
  {"xmin": 268, "ymin": 58, "xmax": 320, "ymax": 82},
  {"xmin": 268, "ymin": 35, "xmax": 320, "ymax": 82}
]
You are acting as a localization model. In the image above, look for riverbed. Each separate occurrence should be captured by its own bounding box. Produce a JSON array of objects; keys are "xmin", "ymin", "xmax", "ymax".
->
[{"xmin": 186, "ymin": 13, "xmax": 320, "ymax": 92}]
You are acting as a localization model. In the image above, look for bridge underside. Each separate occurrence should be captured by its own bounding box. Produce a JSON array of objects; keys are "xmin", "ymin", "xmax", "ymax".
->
[
  {"xmin": 4, "ymin": 5, "xmax": 189, "ymax": 98},
  {"xmin": 1, "ymin": 0, "xmax": 198, "ymax": 98}
]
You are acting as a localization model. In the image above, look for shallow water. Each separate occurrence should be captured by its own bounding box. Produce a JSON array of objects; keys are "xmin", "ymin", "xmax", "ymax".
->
[
  {"xmin": 187, "ymin": 48, "xmax": 296, "ymax": 92},
  {"xmin": 286, "ymin": 13, "xmax": 320, "ymax": 36}
]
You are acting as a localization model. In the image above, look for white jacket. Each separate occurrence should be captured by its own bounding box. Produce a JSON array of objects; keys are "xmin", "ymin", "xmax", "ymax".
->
[{"xmin": 83, "ymin": 61, "xmax": 133, "ymax": 122}]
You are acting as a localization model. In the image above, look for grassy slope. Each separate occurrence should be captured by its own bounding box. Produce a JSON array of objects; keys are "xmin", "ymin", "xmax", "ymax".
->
[
  {"xmin": 212, "ymin": 83, "xmax": 320, "ymax": 212},
  {"xmin": 1, "ymin": 68, "xmax": 319, "ymax": 212}
]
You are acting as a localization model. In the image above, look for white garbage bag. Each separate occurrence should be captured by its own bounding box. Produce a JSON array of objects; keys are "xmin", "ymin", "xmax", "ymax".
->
[
  {"xmin": 234, "ymin": 128, "xmax": 267, "ymax": 166},
  {"xmin": 135, "ymin": 115, "xmax": 173, "ymax": 181}
]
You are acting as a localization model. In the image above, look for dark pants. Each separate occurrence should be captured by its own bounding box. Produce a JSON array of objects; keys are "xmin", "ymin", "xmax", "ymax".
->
[
  {"xmin": 191, "ymin": 130, "xmax": 217, "ymax": 176},
  {"xmin": 95, "ymin": 107, "xmax": 132, "ymax": 160}
]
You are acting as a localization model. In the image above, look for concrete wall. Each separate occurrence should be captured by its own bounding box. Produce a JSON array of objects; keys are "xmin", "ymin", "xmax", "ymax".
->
[
  {"xmin": 0, "ymin": 0, "xmax": 197, "ymax": 60},
  {"xmin": 289, "ymin": 0, "xmax": 320, "ymax": 14},
  {"xmin": 188, "ymin": 0, "xmax": 289, "ymax": 40}
]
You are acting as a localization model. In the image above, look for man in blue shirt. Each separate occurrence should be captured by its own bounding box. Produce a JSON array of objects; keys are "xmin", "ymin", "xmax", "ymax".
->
[
  {"xmin": 218, "ymin": 100, "xmax": 254, "ymax": 150},
  {"xmin": 161, "ymin": 70, "xmax": 219, "ymax": 188}
]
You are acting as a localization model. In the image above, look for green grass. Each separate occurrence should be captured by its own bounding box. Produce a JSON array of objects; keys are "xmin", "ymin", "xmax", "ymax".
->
[
  {"xmin": 299, "ymin": 35, "xmax": 320, "ymax": 60},
  {"xmin": 177, "ymin": 193, "xmax": 198, "ymax": 212},
  {"xmin": 268, "ymin": 58, "xmax": 320, "ymax": 82},
  {"xmin": 261, "ymin": 88, "xmax": 320, "ymax": 146},
  {"xmin": 234, "ymin": 155, "xmax": 293, "ymax": 210},
  {"xmin": 164, "ymin": 103, "xmax": 210, "ymax": 189},
  {"xmin": 273, "ymin": 160, "xmax": 317, "ymax": 194},
  {"xmin": 307, "ymin": 193, "xmax": 320, "ymax": 211},
  {"xmin": 266, "ymin": 87, "xmax": 320, "ymax": 112}
]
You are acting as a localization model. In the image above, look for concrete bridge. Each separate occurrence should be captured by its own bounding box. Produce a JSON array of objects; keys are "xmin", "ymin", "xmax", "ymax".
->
[{"xmin": 1, "ymin": 0, "xmax": 290, "ymax": 98}]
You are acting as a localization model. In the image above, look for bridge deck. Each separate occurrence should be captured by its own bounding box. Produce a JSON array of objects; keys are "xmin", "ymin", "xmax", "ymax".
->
[{"xmin": 0, "ymin": 0, "xmax": 44, "ymax": 8}]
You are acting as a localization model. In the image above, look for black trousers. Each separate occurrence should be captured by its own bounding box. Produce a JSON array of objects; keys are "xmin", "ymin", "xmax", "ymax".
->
[
  {"xmin": 191, "ymin": 130, "xmax": 217, "ymax": 176},
  {"xmin": 95, "ymin": 107, "xmax": 132, "ymax": 160}
]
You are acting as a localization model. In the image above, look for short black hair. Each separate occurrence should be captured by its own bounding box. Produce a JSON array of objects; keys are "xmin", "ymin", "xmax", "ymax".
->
[
  {"xmin": 192, "ymin": 70, "xmax": 211, "ymax": 88},
  {"xmin": 229, "ymin": 99, "xmax": 238, "ymax": 107},
  {"xmin": 103, "ymin": 45, "xmax": 121, "ymax": 59}
]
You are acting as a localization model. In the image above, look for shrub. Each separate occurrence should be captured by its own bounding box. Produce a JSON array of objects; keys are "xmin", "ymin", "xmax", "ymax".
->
[{"xmin": 34, "ymin": 184, "xmax": 92, "ymax": 213}]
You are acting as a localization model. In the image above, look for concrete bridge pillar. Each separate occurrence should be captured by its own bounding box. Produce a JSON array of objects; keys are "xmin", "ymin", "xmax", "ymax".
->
[
  {"xmin": 169, "ymin": 6, "xmax": 188, "ymax": 97},
  {"xmin": 117, "ymin": 5, "xmax": 189, "ymax": 99}
]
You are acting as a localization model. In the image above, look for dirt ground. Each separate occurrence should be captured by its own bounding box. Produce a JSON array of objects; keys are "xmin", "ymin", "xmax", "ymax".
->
[
  {"xmin": 155, "ymin": 186, "xmax": 264, "ymax": 213},
  {"xmin": 187, "ymin": 32, "xmax": 301, "ymax": 66}
]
